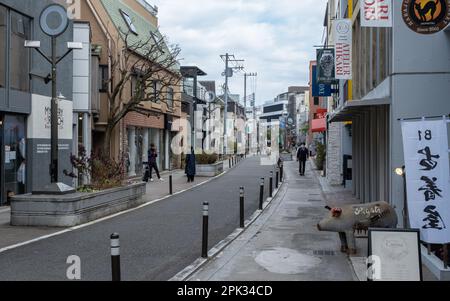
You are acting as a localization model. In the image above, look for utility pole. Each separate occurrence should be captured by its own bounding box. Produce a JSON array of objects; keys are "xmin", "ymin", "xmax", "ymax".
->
[
  {"xmin": 220, "ymin": 54, "xmax": 244, "ymax": 156},
  {"xmin": 244, "ymin": 73, "xmax": 257, "ymax": 155}
]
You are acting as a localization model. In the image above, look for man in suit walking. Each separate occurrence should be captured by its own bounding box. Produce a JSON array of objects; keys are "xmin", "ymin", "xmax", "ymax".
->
[{"xmin": 296, "ymin": 143, "xmax": 309, "ymax": 176}]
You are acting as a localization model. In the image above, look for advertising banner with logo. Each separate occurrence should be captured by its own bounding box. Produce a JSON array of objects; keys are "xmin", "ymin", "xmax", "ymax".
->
[
  {"xmin": 361, "ymin": 0, "xmax": 393, "ymax": 27},
  {"xmin": 316, "ymin": 48, "xmax": 336, "ymax": 84},
  {"xmin": 402, "ymin": 0, "xmax": 450, "ymax": 34},
  {"xmin": 333, "ymin": 19, "xmax": 352, "ymax": 80},
  {"xmin": 311, "ymin": 65, "xmax": 332, "ymax": 97},
  {"xmin": 401, "ymin": 118, "xmax": 450, "ymax": 244}
]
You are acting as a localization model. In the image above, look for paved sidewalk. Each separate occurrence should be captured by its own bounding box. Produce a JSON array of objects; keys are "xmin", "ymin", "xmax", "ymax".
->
[
  {"xmin": 0, "ymin": 159, "xmax": 238, "ymax": 250},
  {"xmin": 188, "ymin": 160, "xmax": 356, "ymax": 281}
]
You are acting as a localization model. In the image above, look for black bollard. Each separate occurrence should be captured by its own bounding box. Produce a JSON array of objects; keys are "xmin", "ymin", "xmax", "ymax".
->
[
  {"xmin": 240, "ymin": 187, "xmax": 245, "ymax": 228},
  {"xmin": 169, "ymin": 174, "xmax": 173, "ymax": 195},
  {"xmin": 202, "ymin": 202, "xmax": 209, "ymax": 258},
  {"xmin": 276, "ymin": 170, "xmax": 279, "ymax": 189},
  {"xmin": 259, "ymin": 178, "xmax": 265, "ymax": 210},
  {"xmin": 280, "ymin": 164, "xmax": 284, "ymax": 183},
  {"xmin": 269, "ymin": 172, "xmax": 273, "ymax": 198},
  {"xmin": 229, "ymin": 157, "xmax": 231, "ymax": 169},
  {"xmin": 110, "ymin": 233, "xmax": 121, "ymax": 281}
]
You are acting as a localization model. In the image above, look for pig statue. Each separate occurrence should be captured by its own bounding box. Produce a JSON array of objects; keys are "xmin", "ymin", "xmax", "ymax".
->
[{"xmin": 317, "ymin": 201, "xmax": 398, "ymax": 255}]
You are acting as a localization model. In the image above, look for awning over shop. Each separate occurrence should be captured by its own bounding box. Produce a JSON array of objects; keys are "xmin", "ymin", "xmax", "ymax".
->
[
  {"xmin": 311, "ymin": 118, "xmax": 326, "ymax": 133},
  {"xmin": 328, "ymin": 98, "xmax": 391, "ymax": 123}
]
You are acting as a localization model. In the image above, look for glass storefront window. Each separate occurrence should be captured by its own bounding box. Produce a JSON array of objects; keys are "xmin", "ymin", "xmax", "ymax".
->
[
  {"xmin": 0, "ymin": 5, "xmax": 6, "ymax": 88},
  {"xmin": 3, "ymin": 115, "xmax": 26, "ymax": 202},
  {"xmin": 10, "ymin": 11, "xmax": 30, "ymax": 92}
]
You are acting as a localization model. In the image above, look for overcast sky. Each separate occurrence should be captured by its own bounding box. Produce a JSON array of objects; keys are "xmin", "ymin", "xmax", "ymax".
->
[{"xmin": 150, "ymin": 0, "xmax": 328, "ymax": 105}]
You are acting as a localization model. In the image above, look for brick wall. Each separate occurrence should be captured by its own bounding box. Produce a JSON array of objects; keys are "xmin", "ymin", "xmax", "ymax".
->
[{"xmin": 124, "ymin": 111, "xmax": 165, "ymax": 129}]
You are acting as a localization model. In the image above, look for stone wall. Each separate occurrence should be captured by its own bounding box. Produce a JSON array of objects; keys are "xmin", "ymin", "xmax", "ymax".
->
[{"xmin": 326, "ymin": 122, "xmax": 342, "ymax": 186}]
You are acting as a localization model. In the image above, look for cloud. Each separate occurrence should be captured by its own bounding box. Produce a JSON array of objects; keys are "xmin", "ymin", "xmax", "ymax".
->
[{"xmin": 150, "ymin": 0, "xmax": 327, "ymax": 104}]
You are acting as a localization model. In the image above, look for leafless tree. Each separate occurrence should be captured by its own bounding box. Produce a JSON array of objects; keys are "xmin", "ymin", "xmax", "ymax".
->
[{"xmin": 102, "ymin": 28, "xmax": 182, "ymax": 157}]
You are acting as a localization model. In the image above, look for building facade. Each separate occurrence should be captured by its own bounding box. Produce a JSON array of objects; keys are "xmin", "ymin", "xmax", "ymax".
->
[
  {"xmin": 328, "ymin": 0, "xmax": 450, "ymax": 229},
  {"xmin": 0, "ymin": 0, "xmax": 75, "ymax": 205},
  {"xmin": 78, "ymin": 0, "xmax": 182, "ymax": 179}
]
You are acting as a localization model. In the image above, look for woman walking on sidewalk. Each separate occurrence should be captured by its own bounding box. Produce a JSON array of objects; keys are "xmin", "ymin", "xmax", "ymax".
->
[
  {"xmin": 185, "ymin": 147, "xmax": 196, "ymax": 183},
  {"xmin": 145, "ymin": 144, "xmax": 164, "ymax": 182}
]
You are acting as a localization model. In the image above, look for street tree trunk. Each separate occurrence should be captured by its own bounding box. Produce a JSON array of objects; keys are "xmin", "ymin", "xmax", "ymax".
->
[{"xmin": 103, "ymin": 125, "xmax": 114, "ymax": 158}]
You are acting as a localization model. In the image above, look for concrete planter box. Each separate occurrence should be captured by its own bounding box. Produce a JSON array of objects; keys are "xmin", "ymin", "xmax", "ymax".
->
[
  {"xmin": 10, "ymin": 182, "xmax": 147, "ymax": 227},
  {"xmin": 196, "ymin": 162, "xmax": 224, "ymax": 177}
]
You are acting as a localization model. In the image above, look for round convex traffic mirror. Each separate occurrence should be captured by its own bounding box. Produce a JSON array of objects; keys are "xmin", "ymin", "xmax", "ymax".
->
[{"xmin": 40, "ymin": 4, "xmax": 69, "ymax": 37}]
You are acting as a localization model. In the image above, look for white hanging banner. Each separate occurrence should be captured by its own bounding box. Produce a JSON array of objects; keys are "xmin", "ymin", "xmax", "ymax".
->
[
  {"xmin": 401, "ymin": 119, "xmax": 450, "ymax": 244},
  {"xmin": 333, "ymin": 19, "xmax": 352, "ymax": 80},
  {"xmin": 361, "ymin": 0, "xmax": 393, "ymax": 27}
]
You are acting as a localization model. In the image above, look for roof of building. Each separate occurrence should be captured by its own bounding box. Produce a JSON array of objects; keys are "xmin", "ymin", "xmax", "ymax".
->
[{"xmin": 99, "ymin": 0, "xmax": 178, "ymax": 69}]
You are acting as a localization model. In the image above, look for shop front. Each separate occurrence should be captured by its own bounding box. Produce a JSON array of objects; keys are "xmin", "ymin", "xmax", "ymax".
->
[
  {"xmin": 0, "ymin": 113, "xmax": 27, "ymax": 205},
  {"xmin": 125, "ymin": 111, "xmax": 173, "ymax": 178}
]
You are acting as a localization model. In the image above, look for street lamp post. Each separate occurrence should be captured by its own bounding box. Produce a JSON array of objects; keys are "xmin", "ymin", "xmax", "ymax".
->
[
  {"xmin": 395, "ymin": 166, "xmax": 409, "ymax": 229},
  {"xmin": 25, "ymin": 4, "xmax": 82, "ymax": 194}
]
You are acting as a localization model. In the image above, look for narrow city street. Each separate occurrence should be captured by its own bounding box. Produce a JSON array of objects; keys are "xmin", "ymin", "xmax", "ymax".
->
[
  {"xmin": 188, "ymin": 160, "xmax": 355, "ymax": 281},
  {"xmin": 0, "ymin": 157, "xmax": 275, "ymax": 281}
]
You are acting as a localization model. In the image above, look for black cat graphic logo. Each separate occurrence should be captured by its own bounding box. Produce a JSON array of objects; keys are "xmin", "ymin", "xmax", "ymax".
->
[
  {"xmin": 414, "ymin": 0, "xmax": 439, "ymax": 22},
  {"xmin": 402, "ymin": 0, "xmax": 450, "ymax": 34}
]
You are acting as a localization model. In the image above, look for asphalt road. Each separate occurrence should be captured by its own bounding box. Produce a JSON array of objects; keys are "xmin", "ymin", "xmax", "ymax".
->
[{"xmin": 0, "ymin": 157, "xmax": 276, "ymax": 281}]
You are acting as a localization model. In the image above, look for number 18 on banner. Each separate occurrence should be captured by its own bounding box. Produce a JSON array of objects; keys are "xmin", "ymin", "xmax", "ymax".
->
[{"xmin": 401, "ymin": 118, "xmax": 450, "ymax": 244}]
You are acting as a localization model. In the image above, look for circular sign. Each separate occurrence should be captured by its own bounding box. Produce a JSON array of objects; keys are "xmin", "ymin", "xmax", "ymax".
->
[
  {"xmin": 40, "ymin": 4, "xmax": 69, "ymax": 37},
  {"xmin": 336, "ymin": 20, "xmax": 350, "ymax": 35},
  {"xmin": 402, "ymin": 0, "xmax": 450, "ymax": 34}
]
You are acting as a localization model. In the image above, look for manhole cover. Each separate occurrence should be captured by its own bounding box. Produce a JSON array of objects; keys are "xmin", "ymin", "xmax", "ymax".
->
[
  {"xmin": 313, "ymin": 250, "xmax": 336, "ymax": 256},
  {"xmin": 255, "ymin": 248, "xmax": 321, "ymax": 274}
]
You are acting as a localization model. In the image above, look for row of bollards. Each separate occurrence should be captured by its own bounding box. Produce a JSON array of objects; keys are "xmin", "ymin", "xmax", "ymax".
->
[
  {"xmin": 228, "ymin": 155, "xmax": 243, "ymax": 169},
  {"xmin": 110, "ymin": 163, "xmax": 285, "ymax": 280}
]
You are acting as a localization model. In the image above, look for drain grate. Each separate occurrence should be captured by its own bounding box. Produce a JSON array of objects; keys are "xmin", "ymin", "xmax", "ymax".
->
[{"xmin": 313, "ymin": 250, "xmax": 336, "ymax": 256}]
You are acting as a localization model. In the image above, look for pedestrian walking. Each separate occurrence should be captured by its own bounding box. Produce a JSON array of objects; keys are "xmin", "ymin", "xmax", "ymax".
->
[
  {"xmin": 185, "ymin": 147, "xmax": 196, "ymax": 183},
  {"xmin": 296, "ymin": 143, "xmax": 309, "ymax": 176},
  {"xmin": 145, "ymin": 144, "xmax": 164, "ymax": 182}
]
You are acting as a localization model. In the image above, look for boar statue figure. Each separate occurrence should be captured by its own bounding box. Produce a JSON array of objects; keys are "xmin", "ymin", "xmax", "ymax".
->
[{"xmin": 317, "ymin": 201, "xmax": 398, "ymax": 255}]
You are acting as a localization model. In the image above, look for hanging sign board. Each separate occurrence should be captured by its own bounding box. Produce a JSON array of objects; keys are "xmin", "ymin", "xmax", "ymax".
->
[
  {"xmin": 316, "ymin": 48, "xmax": 336, "ymax": 84},
  {"xmin": 401, "ymin": 118, "xmax": 450, "ymax": 244},
  {"xmin": 361, "ymin": 0, "xmax": 393, "ymax": 27},
  {"xmin": 402, "ymin": 0, "xmax": 450, "ymax": 34},
  {"xmin": 333, "ymin": 19, "xmax": 352, "ymax": 80}
]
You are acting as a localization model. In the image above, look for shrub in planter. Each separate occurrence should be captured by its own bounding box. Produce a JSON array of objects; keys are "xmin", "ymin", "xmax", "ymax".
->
[
  {"xmin": 64, "ymin": 146, "xmax": 127, "ymax": 191},
  {"xmin": 315, "ymin": 142, "xmax": 326, "ymax": 171},
  {"xmin": 196, "ymin": 153, "xmax": 219, "ymax": 165}
]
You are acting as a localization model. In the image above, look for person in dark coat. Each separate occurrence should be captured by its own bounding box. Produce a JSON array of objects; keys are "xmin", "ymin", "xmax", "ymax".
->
[
  {"xmin": 296, "ymin": 143, "xmax": 309, "ymax": 176},
  {"xmin": 185, "ymin": 147, "xmax": 196, "ymax": 183},
  {"xmin": 146, "ymin": 144, "xmax": 163, "ymax": 182}
]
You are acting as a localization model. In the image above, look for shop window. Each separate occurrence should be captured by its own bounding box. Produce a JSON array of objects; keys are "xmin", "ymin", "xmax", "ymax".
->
[
  {"xmin": 0, "ymin": 6, "xmax": 6, "ymax": 88},
  {"xmin": 10, "ymin": 11, "xmax": 30, "ymax": 92},
  {"xmin": 4, "ymin": 115, "xmax": 26, "ymax": 200}
]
